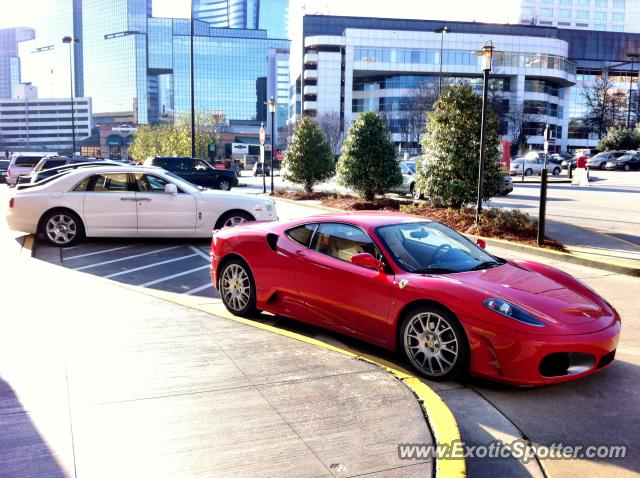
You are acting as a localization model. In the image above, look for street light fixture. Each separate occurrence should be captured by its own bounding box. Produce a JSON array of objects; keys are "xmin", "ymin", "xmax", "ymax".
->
[
  {"xmin": 473, "ymin": 40, "xmax": 502, "ymax": 224},
  {"xmin": 435, "ymin": 26, "xmax": 450, "ymax": 97},
  {"xmin": 62, "ymin": 35, "xmax": 79, "ymax": 156},
  {"xmin": 190, "ymin": 1, "xmax": 196, "ymax": 158},
  {"xmin": 626, "ymin": 53, "xmax": 639, "ymax": 128},
  {"xmin": 267, "ymin": 96, "xmax": 277, "ymax": 195}
]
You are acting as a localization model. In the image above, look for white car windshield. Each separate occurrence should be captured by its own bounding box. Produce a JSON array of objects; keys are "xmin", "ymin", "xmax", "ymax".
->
[
  {"xmin": 376, "ymin": 222, "xmax": 505, "ymax": 274},
  {"xmin": 162, "ymin": 171, "xmax": 203, "ymax": 192}
]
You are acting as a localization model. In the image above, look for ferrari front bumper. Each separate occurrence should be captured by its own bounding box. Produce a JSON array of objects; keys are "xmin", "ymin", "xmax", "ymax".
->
[{"xmin": 466, "ymin": 317, "xmax": 621, "ymax": 386}]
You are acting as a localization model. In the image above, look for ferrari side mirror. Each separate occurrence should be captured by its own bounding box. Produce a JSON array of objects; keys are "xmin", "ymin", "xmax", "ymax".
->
[
  {"xmin": 476, "ymin": 239, "xmax": 486, "ymax": 249},
  {"xmin": 351, "ymin": 253, "xmax": 385, "ymax": 272}
]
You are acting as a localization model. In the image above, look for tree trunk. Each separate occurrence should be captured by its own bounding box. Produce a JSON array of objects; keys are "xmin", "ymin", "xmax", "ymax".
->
[
  {"xmin": 364, "ymin": 190, "xmax": 375, "ymax": 201},
  {"xmin": 304, "ymin": 182, "xmax": 313, "ymax": 194}
]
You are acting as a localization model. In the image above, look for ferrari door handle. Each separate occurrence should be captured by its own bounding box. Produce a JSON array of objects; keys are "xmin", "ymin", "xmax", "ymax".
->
[{"xmin": 295, "ymin": 250, "xmax": 305, "ymax": 256}]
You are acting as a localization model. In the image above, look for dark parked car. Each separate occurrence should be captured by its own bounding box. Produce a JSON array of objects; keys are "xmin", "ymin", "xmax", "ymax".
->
[
  {"xmin": 0, "ymin": 159, "xmax": 9, "ymax": 183},
  {"xmin": 605, "ymin": 152, "xmax": 640, "ymax": 171},
  {"xmin": 144, "ymin": 156, "xmax": 238, "ymax": 190},
  {"xmin": 587, "ymin": 151, "xmax": 627, "ymax": 170},
  {"xmin": 252, "ymin": 162, "xmax": 270, "ymax": 177}
]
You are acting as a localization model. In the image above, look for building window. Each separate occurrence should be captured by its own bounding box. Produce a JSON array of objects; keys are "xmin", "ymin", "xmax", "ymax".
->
[
  {"xmin": 577, "ymin": 0, "xmax": 589, "ymax": 5},
  {"xmin": 594, "ymin": 11, "xmax": 607, "ymax": 20},
  {"xmin": 559, "ymin": 9, "xmax": 571, "ymax": 18},
  {"xmin": 559, "ymin": 0, "xmax": 571, "ymax": 4},
  {"xmin": 611, "ymin": 24, "xmax": 624, "ymax": 31},
  {"xmin": 522, "ymin": 7, "xmax": 534, "ymax": 18},
  {"xmin": 612, "ymin": 12, "xmax": 624, "ymax": 22},
  {"xmin": 540, "ymin": 7, "xmax": 553, "ymax": 16},
  {"xmin": 613, "ymin": 0, "xmax": 624, "ymax": 7},
  {"xmin": 595, "ymin": 0, "xmax": 607, "ymax": 6},
  {"xmin": 576, "ymin": 10, "xmax": 589, "ymax": 19},
  {"xmin": 594, "ymin": 23, "xmax": 606, "ymax": 30}
]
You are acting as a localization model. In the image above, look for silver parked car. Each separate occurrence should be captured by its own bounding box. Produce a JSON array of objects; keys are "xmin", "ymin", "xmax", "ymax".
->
[{"xmin": 390, "ymin": 160, "xmax": 417, "ymax": 197}]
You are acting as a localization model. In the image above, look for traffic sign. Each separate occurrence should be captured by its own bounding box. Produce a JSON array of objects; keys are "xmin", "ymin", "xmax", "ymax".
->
[{"xmin": 259, "ymin": 125, "xmax": 266, "ymax": 145}]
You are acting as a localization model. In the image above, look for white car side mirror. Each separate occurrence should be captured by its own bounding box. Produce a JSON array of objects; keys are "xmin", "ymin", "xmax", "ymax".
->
[{"xmin": 165, "ymin": 183, "xmax": 178, "ymax": 195}]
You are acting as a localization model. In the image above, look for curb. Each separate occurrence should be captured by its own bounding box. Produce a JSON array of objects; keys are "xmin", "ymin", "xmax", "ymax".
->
[
  {"xmin": 31, "ymin": 237, "xmax": 466, "ymax": 478},
  {"xmin": 113, "ymin": 286, "xmax": 467, "ymax": 478},
  {"xmin": 273, "ymin": 197, "xmax": 640, "ymax": 277}
]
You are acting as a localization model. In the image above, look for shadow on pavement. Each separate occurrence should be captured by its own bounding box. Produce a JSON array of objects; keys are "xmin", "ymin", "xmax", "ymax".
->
[{"xmin": 0, "ymin": 375, "xmax": 69, "ymax": 477}]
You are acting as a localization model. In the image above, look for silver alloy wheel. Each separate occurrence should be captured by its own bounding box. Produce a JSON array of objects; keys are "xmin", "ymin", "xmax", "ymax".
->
[
  {"xmin": 220, "ymin": 263, "xmax": 251, "ymax": 312},
  {"xmin": 219, "ymin": 180, "xmax": 231, "ymax": 191},
  {"xmin": 404, "ymin": 311, "xmax": 459, "ymax": 377},
  {"xmin": 45, "ymin": 214, "xmax": 78, "ymax": 245},
  {"xmin": 223, "ymin": 215, "xmax": 248, "ymax": 227}
]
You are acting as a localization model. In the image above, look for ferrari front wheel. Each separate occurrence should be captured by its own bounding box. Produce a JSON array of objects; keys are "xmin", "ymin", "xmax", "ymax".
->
[
  {"xmin": 219, "ymin": 258, "xmax": 257, "ymax": 317},
  {"xmin": 400, "ymin": 305, "xmax": 468, "ymax": 381}
]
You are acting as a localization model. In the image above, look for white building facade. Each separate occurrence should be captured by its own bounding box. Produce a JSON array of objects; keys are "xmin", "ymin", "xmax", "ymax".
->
[
  {"xmin": 293, "ymin": 16, "xmax": 577, "ymax": 152},
  {"xmin": 0, "ymin": 84, "xmax": 92, "ymax": 153},
  {"xmin": 520, "ymin": 0, "xmax": 640, "ymax": 33}
]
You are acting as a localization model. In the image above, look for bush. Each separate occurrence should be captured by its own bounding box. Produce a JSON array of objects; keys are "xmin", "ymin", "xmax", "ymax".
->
[
  {"xmin": 282, "ymin": 117, "xmax": 335, "ymax": 193},
  {"xmin": 337, "ymin": 112, "xmax": 402, "ymax": 200},
  {"xmin": 598, "ymin": 127, "xmax": 640, "ymax": 151},
  {"xmin": 416, "ymin": 85, "xmax": 503, "ymax": 208}
]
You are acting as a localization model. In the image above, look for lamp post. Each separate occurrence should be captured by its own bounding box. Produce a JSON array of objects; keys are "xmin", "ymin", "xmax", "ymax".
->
[
  {"xmin": 473, "ymin": 41, "xmax": 502, "ymax": 225},
  {"xmin": 435, "ymin": 26, "xmax": 449, "ymax": 97},
  {"xmin": 190, "ymin": 1, "xmax": 196, "ymax": 158},
  {"xmin": 62, "ymin": 36, "xmax": 79, "ymax": 156},
  {"xmin": 267, "ymin": 96, "xmax": 277, "ymax": 195},
  {"xmin": 627, "ymin": 53, "xmax": 639, "ymax": 128}
]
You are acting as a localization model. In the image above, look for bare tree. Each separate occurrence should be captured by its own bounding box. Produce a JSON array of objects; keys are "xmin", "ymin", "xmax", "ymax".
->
[
  {"xmin": 399, "ymin": 83, "xmax": 437, "ymax": 146},
  {"xmin": 315, "ymin": 111, "xmax": 343, "ymax": 156},
  {"xmin": 583, "ymin": 72, "xmax": 627, "ymax": 138}
]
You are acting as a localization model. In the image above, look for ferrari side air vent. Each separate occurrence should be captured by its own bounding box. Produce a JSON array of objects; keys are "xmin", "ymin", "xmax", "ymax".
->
[{"xmin": 266, "ymin": 233, "xmax": 278, "ymax": 252}]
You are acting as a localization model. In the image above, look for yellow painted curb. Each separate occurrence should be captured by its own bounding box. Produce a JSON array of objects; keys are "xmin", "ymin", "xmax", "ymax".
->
[
  {"xmin": 21, "ymin": 234, "xmax": 35, "ymax": 257},
  {"xmin": 110, "ymin": 282, "xmax": 466, "ymax": 478}
]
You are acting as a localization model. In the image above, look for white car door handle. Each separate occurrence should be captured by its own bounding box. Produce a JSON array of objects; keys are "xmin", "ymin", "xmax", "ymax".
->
[
  {"xmin": 137, "ymin": 197, "xmax": 152, "ymax": 202},
  {"xmin": 120, "ymin": 197, "xmax": 136, "ymax": 201}
]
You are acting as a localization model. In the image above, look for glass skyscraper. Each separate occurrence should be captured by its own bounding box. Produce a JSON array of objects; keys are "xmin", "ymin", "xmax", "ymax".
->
[
  {"xmin": 0, "ymin": 27, "xmax": 35, "ymax": 99},
  {"xmin": 193, "ymin": 0, "xmax": 289, "ymax": 38},
  {"xmin": 19, "ymin": 0, "xmax": 289, "ymax": 125}
]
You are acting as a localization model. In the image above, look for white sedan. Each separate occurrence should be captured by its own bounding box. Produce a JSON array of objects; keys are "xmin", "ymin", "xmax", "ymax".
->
[
  {"xmin": 6, "ymin": 165, "xmax": 278, "ymax": 246},
  {"xmin": 509, "ymin": 158, "xmax": 562, "ymax": 176}
]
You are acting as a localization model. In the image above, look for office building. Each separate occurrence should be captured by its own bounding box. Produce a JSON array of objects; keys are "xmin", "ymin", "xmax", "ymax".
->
[
  {"xmin": 0, "ymin": 27, "xmax": 35, "ymax": 99},
  {"xmin": 520, "ymin": 0, "xmax": 640, "ymax": 33},
  {"xmin": 18, "ymin": 0, "xmax": 289, "ymax": 128},
  {"xmin": 292, "ymin": 15, "xmax": 640, "ymax": 152},
  {"xmin": 193, "ymin": 0, "xmax": 289, "ymax": 39},
  {"xmin": 0, "ymin": 84, "xmax": 92, "ymax": 153}
]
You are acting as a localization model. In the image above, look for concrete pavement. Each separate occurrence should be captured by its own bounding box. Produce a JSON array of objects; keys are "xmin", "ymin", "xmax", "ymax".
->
[{"xmin": 0, "ymin": 196, "xmax": 436, "ymax": 477}]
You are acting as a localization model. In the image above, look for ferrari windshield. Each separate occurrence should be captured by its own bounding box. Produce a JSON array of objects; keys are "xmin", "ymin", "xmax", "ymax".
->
[{"xmin": 376, "ymin": 221, "xmax": 505, "ymax": 274}]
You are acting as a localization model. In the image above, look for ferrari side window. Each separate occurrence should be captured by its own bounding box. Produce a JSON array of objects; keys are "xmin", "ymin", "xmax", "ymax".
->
[
  {"xmin": 313, "ymin": 223, "xmax": 380, "ymax": 264},
  {"xmin": 286, "ymin": 224, "xmax": 318, "ymax": 247}
]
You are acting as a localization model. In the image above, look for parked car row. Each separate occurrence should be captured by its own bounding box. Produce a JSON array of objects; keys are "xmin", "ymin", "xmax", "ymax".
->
[
  {"xmin": 509, "ymin": 157, "xmax": 562, "ymax": 176},
  {"xmin": 604, "ymin": 152, "xmax": 640, "ymax": 171}
]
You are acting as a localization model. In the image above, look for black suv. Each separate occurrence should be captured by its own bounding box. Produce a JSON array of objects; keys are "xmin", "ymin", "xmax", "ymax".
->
[{"xmin": 144, "ymin": 157, "xmax": 238, "ymax": 191}]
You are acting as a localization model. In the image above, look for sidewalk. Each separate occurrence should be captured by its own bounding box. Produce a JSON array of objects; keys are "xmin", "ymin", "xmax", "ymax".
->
[
  {"xmin": 545, "ymin": 219, "xmax": 640, "ymax": 270},
  {"xmin": 0, "ymin": 238, "xmax": 434, "ymax": 477}
]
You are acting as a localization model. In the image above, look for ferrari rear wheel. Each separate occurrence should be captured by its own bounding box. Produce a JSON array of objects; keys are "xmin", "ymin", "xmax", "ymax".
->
[
  {"xmin": 219, "ymin": 258, "xmax": 257, "ymax": 317},
  {"xmin": 400, "ymin": 305, "xmax": 467, "ymax": 381}
]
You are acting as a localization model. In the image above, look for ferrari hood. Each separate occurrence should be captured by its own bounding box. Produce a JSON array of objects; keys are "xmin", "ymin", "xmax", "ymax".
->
[{"xmin": 455, "ymin": 262, "xmax": 603, "ymax": 326}]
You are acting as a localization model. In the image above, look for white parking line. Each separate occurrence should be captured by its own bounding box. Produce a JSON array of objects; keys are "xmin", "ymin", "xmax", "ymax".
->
[
  {"xmin": 139, "ymin": 265, "xmax": 210, "ymax": 287},
  {"xmin": 188, "ymin": 245, "xmax": 211, "ymax": 261},
  {"xmin": 184, "ymin": 283, "xmax": 214, "ymax": 295},
  {"xmin": 65, "ymin": 244, "xmax": 136, "ymax": 260},
  {"xmin": 73, "ymin": 245, "xmax": 183, "ymax": 271},
  {"xmin": 103, "ymin": 253, "xmax": 199, "ymax": 279}
]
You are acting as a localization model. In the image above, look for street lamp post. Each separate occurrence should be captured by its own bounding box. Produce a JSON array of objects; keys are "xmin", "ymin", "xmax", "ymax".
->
[
  {"xmin": 267, "ymin": 97, "xmax": 277, "ymax": 195},
  {"xmin": 473, "ymin": 41, "xmax": 502, "ymax": 225},
  {"xmin": 627, "ymin": 53, "xmax": 639, "ymax": 128},
  {"xmin": 190, "ymin": 1, "xmax": 196, "ymax": 158},
  {"xmin": 62, "ymin": 36, "xmax": 79, "ymax": 156},
  {"xmin": 435, "ymin": 26, "xmax": 449, "ymax": 97}
]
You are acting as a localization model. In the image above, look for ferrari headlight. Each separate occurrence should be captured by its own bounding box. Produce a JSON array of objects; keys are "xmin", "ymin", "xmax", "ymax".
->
[{"xmin": 483, "ymin": 298, "xmax": 545, "ymax": 327}]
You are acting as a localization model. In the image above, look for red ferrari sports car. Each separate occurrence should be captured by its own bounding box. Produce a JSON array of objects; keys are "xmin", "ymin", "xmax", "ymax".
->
[{"xmin": 210, "ymin": 212, "xmax": 620, "ymax": 386}]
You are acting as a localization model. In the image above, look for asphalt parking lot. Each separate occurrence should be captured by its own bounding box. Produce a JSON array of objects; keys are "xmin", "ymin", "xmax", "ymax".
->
[{"xmin": 41, "ymin": 238, "xmax": 218, "ymax": 298}]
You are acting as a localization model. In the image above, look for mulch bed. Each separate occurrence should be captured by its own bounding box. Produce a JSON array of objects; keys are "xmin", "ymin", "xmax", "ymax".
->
[{"xmin": 274, "ymin": 189, "xmax": 566, "ymax": 252}]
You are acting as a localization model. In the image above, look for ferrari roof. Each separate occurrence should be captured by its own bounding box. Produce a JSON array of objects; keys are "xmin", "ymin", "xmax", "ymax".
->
[{"xmin": 287, "ymin": 211, "xmax": 432, "ymax": 229}]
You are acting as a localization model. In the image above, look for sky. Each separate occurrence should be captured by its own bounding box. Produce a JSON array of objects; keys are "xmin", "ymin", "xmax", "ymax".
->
[{"xmin": 1, "ymin": 0, "xmax": 521, "ymax": 30}]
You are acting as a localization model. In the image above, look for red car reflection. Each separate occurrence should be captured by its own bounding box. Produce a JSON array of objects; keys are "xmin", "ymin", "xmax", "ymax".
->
[{"xmin": 210, "ymin": 212, "xmax": 620, "ymax": 386}]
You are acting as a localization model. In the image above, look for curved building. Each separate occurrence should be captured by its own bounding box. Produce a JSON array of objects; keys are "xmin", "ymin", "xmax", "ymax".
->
[{"xmin": 293, "ymin": 15, "xmax": 640, "ymax": 152}]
